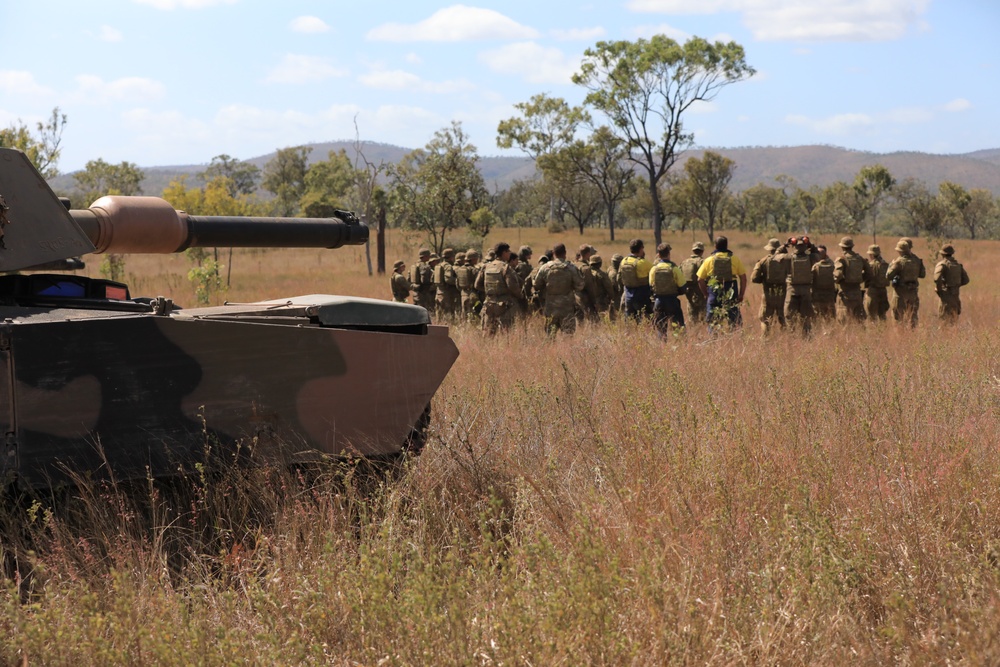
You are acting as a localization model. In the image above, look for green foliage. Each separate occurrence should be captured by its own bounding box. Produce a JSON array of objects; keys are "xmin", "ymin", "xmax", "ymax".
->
[
  {"xmin": 73, "ymin": 158, "xmax": 144, "ymax": 206},
  {"xmin": 261, "ymin": 146, "xmax": 312, "ymax": 216},
  {"xmin": 186, "ymin": 250, "xmax": 225, "ymax": 305},
  {"xmin": 573, "ymin": 35, "xmax": 755, "ymax": 244},
  {"xmin": 299, "ymin": 149, "xmax": 359, "ymax": 218},
  {"xmin": 98, "ymin": 254, "xmax": 126, "ymax": 282},
  {"xmin": 388, "ymin": 121, "xmax": 490, "ymax": 254},
  {"xmin": 0, "ymin": 107, "xmax": 67, "ymax": 179},
  {"xmin": 162, "ymin": 175, "xmax": 269, "ymax": 216},
  {"xmin": 199, "ymin": 154, "xmax": 260, "ymax": 197}
]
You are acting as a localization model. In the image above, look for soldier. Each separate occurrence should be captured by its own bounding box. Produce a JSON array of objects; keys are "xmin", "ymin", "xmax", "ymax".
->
[
  {"xmin": 620, "ymin": 239, "xmax": 653, "ymax": 320},
  {"xmin": 534, "ymin": 243, "xmax": 584, "ymax": 335},
  {"xmin": 750, "ymin": 238, "xmax": 788, "ymax": 335},
  {"xmin": 649, "ymin": 243, "xmax": 687, "ymax": 335},
  {"xmin": 390, "ymin": 260, "xmax": 409, "ymax": 303},
  {"xmin": 433, "ymin": 248, "xmax": 461, "ymax": 321},
  {"xmin": 781, "ymin": 236, "xmax": 816, "ymax": 335},
  {"xmin": 455, "ymin": 249, "xmax": 480, "ymax": 322},
  {"xmin": 833, "ymin": 236, "xmax": 872, "ymax": 323},
  {"xmin": 575, "ymin": 243, "xmax": 600, "ymax": 322},
  {"xmin": 474, "ymin": 242, "xmax": 521, "ymax": 335},
  {"xmin": 506, "ymin": 250, "xmax": 528, "ymax": 318},
  {"xmin": 865, "ymin": 244, "xmax": 890, "ymax": 321},
  {"xmin": 886, "ymin": 238, "xmax": 926, "ymax": 327},
  {"xmin": 590, "ymin": 254, "xmax": 616, "ymax": 319},
  {"xmin": 515, "ymin": 246, "xmax": 534, "ymax": 284},
  {"xmin": 524, "ymin": 253, "xmax": 550, "ymax": 315},
  {"xmin": 680, "ymin": 242, "xmax": 706, "ymax": 323},
  {"xmin": 607, "ymin": 253, "xmax": 624, "ymax": 319},
  {"xmin": 697, "ymin": 236, "xmax": 747, "ymax": 329},
  {"xmin": 933, "ymin": 244, "xmax": 970, "ymax": 323},
  {"xmin": 409, "ymin": 248, "xmax": 435, "ymax": 314},
  {"xmin": 811, "ymin": 245, "xmax": 836, "ymax": 320}
]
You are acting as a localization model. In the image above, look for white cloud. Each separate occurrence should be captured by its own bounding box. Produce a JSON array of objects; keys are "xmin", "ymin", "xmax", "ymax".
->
[
  {"xmin": 74, "ymin": 75, "xmax": 165, "ymax": 103},
  {"xmin": 404, "ymin": 52, "xmax": 423, "ymax": 65},
  {"xmin": 688, "ymin": 100, "xmax": 719, "ymax": 114},
  {"xmin": 0, "ymin": 70, "xmax": 53, "ymax": 97},
  {"xmin": 630, "ymin": 23, "xmax": 690, "ymax": 41},
  {"xmin": 884, "ymin": 107, "xmax": 933, "ymax": 124},
  {"xmin": 358, "ymin": 69, "xmax": 475, "ymax": 94},
  {"xmin": 787, "ymin": 112, "xmax": 875, "ymax": 134},
  {"xmin": 98, "ymin": 25, "xmax": 123, "ymax": 42},
  {"xmin": 290, "ymin": 16, "xmax": 330, "ymax": 34},
  {"xmin": 132, "ymin": 0, "xmax": 237, "ymax": 9},
  {"xmin": 479, "ymin": 42, "xmax": 581, "ymax": 84},
  {"xmin": 264, "ymin": 55, "xmax": 348, "ymax": 84},
  {"xmin": 550, "ymin": 26, "xmax": 606, "ymax": 41},
  {"xmin": 626, "ymin": 0, "xmax": 931, "ymax": 42},
  {"xmin": 945, "ymin": 98, "xmax": 972, "ymax": 112},
  {"xmin": 367, "ymin": 5, "xmax": 539, "ymax": 42}
]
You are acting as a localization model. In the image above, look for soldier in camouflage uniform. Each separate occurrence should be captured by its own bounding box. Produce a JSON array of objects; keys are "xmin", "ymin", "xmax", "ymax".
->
[
  {"xmin": 811, "ymin": 245, "xmax": 837, "ymax": 320},
  {"xmin": 933, "ymin": 244, "xmax": 970, "ymax": 323},
  {"xmin": 607, "ymin": 253, "xmax": 624, "ymax": 320},
  {"xmin": 575, "ymin": 244, "xmax": 600, "ymax": 322},
  {"xmin": 589, "ymin": 254, "xmax": 616, "ymax": 319},
  {"xmin": 833, "ymin": 237, "xmax": 872, "ymax": 323},
  {"xmin": 524, "ymin": 253, "xmax": 551, "ymax": 315},
  {"xmin": 456, "ymin": 249, "xmax": 481, "ymax": 321},
  {"xmin": 507, "ymin": 250, "xmax": 528, "ymax": 319},
  {"xmin": 780, "ymin": 236, "xmax": 816, "ymax": 335},
  {"xmin": 886, "ymin": 238, "xmax": 926, "ymax": 327},
  {"xmin": 474, "ymin": 242, "xmax": 521, "ymax": 335},
  {"xmin": 390, "ymin": 260, "xmax": 409, "ymax": 303},
  {"xmin": 515, "ymin": 246, "xmax": 534, "ymax": 284},
  {"xmin": 864, "ymin": 244, "xmax": 890, "ymax": 321},
  {"xmin": 750, "ymin": 238, "xmax": 787, "ymax": 335},
  {"xmin": 409, "ymin": 248, "xmax": 435, "ymax": 314},
  {"xmin": 433, "ymin": 248, "xmax": 461, "ymax": 321},
  {"xmin": 680, "ymin": 242, "xmax": 706, "ymax": 323},
  {"xmin": 534, "ymin": 243, "xmax": 585, "ymax": 335}
]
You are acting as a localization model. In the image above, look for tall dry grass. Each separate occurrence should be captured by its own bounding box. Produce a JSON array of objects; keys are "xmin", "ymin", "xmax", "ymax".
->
[{"xmin": 4, "ymin": 228, "xmax": 1000, "ymax": 664}]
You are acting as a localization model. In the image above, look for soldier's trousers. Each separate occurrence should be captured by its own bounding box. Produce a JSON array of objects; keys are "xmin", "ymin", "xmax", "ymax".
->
[
  {"xmin": 544, "ymin": 305, "xmax": 577, "ymax": 335},
  {"xmin": 937, "ymin": 290, "xmax": 961, "ymax": 322},
  {"xmin": 785, "ymin": 291, "xmax": 814, "ymax": 334},
  {"xmin": 685, "ymin": 293, "xmax": 706, "ymax": 323},
  {"xmin": 461, "ymin": 290, "xmax": 480, "ymax": 321},
  {"xmin": 865, "ymin": 287, "xmax": 889, "ymax": 320},
  {"xmin": 813, "ymin": 290, "xmax": 836, "ymax": 320},
  {"xmin": 414, "ymin": 290, "xmax": 436, "ymax": 317},
  {"xmin": 435, "ymin": 289, "xmax": 461, "ymax": 321},
  {"xmin": 891, "ymin": 286, "xmax": 919, "ymax": 327},
  {"xmin": 624, "ymin": 286, "xmax": 653, "ymax": 321},
  {"xmin": 653, "ymin": 295, "xmax": 685, "ymax": 336},
  {"xmin": 758, "ymin": 287, "xmax": 786, "ymax": 334},
  {"xmin": 481, "ymin": 300, "xmax": 515, "ymax": 335},
  {"xmin": 836, "ymin": 287, "xmax": 866, "ymax": 323}
]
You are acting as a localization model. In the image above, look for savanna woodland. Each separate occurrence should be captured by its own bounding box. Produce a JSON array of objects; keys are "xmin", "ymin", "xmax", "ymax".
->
[{"xmin": 4, "ymin": 35, "xmax": 1000, "ymax": 665}]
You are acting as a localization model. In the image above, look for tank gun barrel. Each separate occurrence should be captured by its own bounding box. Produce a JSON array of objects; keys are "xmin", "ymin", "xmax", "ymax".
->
[{"xmin": 70, "ymin": 195, "xmax": 368, "ymax": 254}]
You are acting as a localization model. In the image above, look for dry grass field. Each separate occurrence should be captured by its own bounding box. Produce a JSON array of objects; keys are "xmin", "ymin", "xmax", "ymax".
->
[{"xmin": 4, "ymin": 227, "xmax": 1000, "ymax": 665}]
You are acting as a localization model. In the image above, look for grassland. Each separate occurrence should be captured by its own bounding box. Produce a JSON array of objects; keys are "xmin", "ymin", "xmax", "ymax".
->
[{"xmin": 4, "ymin": 228, "xmax": 1000, "ymax": 665}]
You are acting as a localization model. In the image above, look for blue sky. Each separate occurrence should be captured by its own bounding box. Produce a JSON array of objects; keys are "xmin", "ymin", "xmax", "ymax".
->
[{"xmin": 1, "ymin": 1, "xmax": 996, "ymax": 172}]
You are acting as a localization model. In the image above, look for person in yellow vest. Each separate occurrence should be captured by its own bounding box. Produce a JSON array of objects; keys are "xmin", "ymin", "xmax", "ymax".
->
[
  {"xmin": 750, "ymin": 238, "xmax": 788, "ymax": 335},
  {"xmin": 680, "ymin": 242, "xmax": 706, "ymax": 323},
  {"xmin": 833, "ymin": 236, "xmax": 872, "ymax": 323},
  {"xmin": 697, "ymin": 235, "xmax": 747, "ymax": 329},
  {"xmin": 933, "ymin": 244, "xmax": 970, "ymax": 323},
  {"xmin": 864, "ymin": 244, "xmax": 890, "ymax": 320},
  {"xmin": 811, "ymin": 244, "xmax": 837, "ymax": 320},
  {"xmin": 648, "ymin": 243, "xmax": 687, "ymax": 336},
  {"xmin": 619, "ymin": 239, "xmax": 653, "ymax": 320},
  {"xmin": 886, "ymin": 238, "xmax": 926, "ymax": 327}
]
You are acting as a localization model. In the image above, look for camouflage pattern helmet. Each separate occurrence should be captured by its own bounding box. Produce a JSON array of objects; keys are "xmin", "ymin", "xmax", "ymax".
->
[
  {"xmin": 898, "ymin": 237, "xmax": 913, "ymax": 251},
  {"xmin": 429, "ymin": 253, "xmax": 440, "ymax": 263},
  {"xmin": 764, "ymin": 238, "xmax": 780, "ymax": 251},
  {"xmin": 868, "ymin": 244, "xmax": 881, "ymax": 255},
  {"xmin": 418, "ymin": 248, "xmax": 431, "ymax": 258},
  {"xmin": 589, "ymin": 254, "xmax": 603, "ymax": 267},
  {"xmin": 692, "ymin": 242, "xmax": 705, "ymax": 252},
  {"xmin": 895, "ymin": 240, "xmax": 910, "ymax": 253},
  {"xmin": 466, "ymin": 248, "xmax": 480, "ymax": 259},
  {"xmin": 442, "ymin": 247, "xmax": 455, "ymax": 259},
  {"xmin": 941, "ymin": 244, "xmax": 955, "ymax": 256},
  {"xmin": 839, "ymin": 237, "xmax": 854, "ymax": 249}
]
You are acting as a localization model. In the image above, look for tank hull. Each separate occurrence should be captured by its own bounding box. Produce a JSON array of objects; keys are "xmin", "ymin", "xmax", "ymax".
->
[{"xmin": 0, "ymin": 301, "xmax": 458, "ymax": 488}]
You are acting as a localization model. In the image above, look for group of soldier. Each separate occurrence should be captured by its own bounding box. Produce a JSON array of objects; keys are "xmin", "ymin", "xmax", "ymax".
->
[{"xmin": 389, "ymin": 233, "xmax": 971, "ymax": 336}]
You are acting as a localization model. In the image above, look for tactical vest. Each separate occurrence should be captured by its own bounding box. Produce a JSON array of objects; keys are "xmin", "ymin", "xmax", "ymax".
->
[
  {"xmin": 681, "ymin": 257, "xmax": 701, "ymax": 283},
  {"xmin": 544, "ymin": 261, "xmax": 574, "ymax": 296},
  {"xmin": 843, "ymin": 254, "xmax": 864, "ymax": 284},
  {"xmin": 619, "ymin": 257, "xmax": 643, "ymax": 288},
  {"xmin": 652, "ymin": 263, "xmax": 678, "ymax": 296},
  {"xmin": 712, "ymin": 253, "xmax": 733, "ymax": 281},
  {"xmin": 456, "ymin": 266, "xmax": 472, "ymax": 289},
  {"xmin": 483, "ymin": 262, "xmax": 509, "ymax": 297},
  {"xmin": 944, "ymin": 261, "xmax": 964, "ymax": 288},
  {"xmin": 869, "ymin": 258, "xmax": 888, "ymax": 288},
  {"xmin": 814, "ymin": 261, "xmax": 835, "ymax": 290},
  {"xmin": 764, "ymin": 255, "xmax": 788, "ymax": 285},
  {"xmin": 433, "ymin": 263, "xmax": 446, "ymax": 284},
  {"xmin": 898, "ymin": 256, "xmax": 920, "ymax": 283},
  {"xmin": 790, "ymin": 255, "xmax": 812, "ymax": 285}
]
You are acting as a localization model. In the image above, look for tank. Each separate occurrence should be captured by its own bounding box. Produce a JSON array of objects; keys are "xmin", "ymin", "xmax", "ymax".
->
[{"xmin": 0, "ymin": 147, "xmax": 459, "ymax": 489}]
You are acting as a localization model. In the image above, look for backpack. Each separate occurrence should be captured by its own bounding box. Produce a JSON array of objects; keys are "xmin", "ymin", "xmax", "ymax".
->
[
  {"xmin": 945, "ymin": 261, "xmax": 964, "ymax": 288},
  {"xmin": 652, "ymin": 263, "xmax": 678, "ymax": 296},
  {"xmin": 544, "ymin": 261, "xmax": 574, "ymax": 296},
  {"xmin": 681, "ymin": 257, "xmax": 701, "ymax": 283},
  {"xmin": 712, "ymin": 253, "xmax": 733, "ymax": 281},
  {"xmin": 844, "ymin": 254, "xmax": 864, "ymax": 284},
  {"xmin": 456, "ymin": 266, "xmax": 472, "ymax": 289},
  {"xmin": 764, "ymin": 255, "xmax": 787, "ymax": 285},
  {"xmin": 619, "ymin": 257, "xmax": 642, "ymax": 288},
  {"xmin": 899, "ymin": 256, "xmax": 920, "ymax": 282},
  {"xmin": 814, "ymin": 261, "xmax": 835, "ymax": 290},
  {"xmin": 790, "ymin": 255, "xmax": 812, "ymax": 285}
]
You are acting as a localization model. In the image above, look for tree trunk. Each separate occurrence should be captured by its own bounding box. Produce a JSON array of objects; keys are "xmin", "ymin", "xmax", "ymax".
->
[
  {"xmin": 607, "ymin": 201, "xmax": 616, "ymax": 241},
  {"xmin": 649, "ymin": 178, "xmax": 663, "ymax": 246},
  {"xmin": 376, "ymin": 205, "xmax": 387, "ymax": 275}
]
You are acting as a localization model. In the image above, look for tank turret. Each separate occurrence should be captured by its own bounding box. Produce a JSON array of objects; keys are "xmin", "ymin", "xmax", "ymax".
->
[{"xmin": 0, "ymin": 147, "xmax": 458, "ymax": 489}]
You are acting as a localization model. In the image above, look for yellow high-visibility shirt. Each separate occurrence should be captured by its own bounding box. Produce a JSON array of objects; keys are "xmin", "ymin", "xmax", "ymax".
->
[
  {"xmin": 696, "ymin": 252, "xmax": 746, "ymax": 281},
  {"xmin": 648, "ymin": 260, "xmax": 687, "ymax": 292}
]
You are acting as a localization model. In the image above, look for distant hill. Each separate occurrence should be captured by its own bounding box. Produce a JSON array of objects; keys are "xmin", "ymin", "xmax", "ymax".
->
[{"xmin": 48, "ymin": 141, "xmax": 1000, "ymax": 201}]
